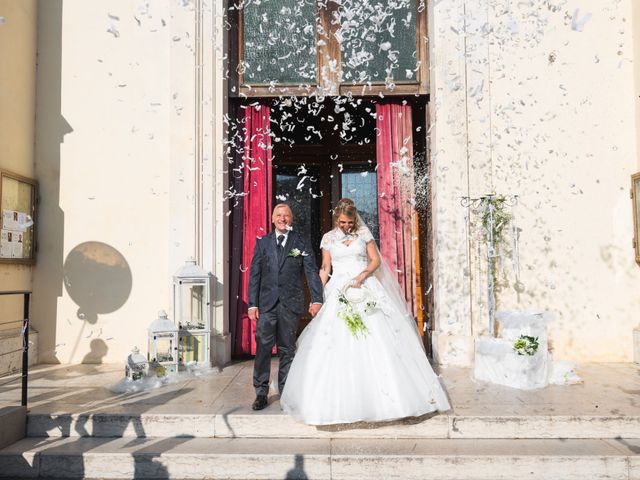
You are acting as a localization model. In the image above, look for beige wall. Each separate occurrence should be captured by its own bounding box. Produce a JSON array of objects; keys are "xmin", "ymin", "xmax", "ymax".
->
[
  {"xmin": 28, "ymin": 0, "xmax": 638, "ymax": 366},
  {"xmin": 0, "ymin": 0, "xmax": 37, "ymax": 328},
  {"xmin": 32, "ymin": 0, "xmax": 226, "ymax": 365},
  {"xmin": 34, "ymin": 0, "xmax": 171, "ymax": 364},
  {"xmin": 634, "ymin": 0, "xmax": 640, "ymax": 171},
  {"xmin": 431, "ymin": 0, "xmax": 640, "ymax": 364}
]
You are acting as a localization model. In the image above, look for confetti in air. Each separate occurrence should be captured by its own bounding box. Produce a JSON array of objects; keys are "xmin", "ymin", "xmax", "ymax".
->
[{"xmin": 570, "ymin": 8, "xmax": 592, "ymax": 32}]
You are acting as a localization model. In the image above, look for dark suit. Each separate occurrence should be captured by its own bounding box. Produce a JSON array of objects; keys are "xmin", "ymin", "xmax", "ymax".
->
[{"xmin": 248, "ymin": 229, "xmax": 323, "ymax": 396}]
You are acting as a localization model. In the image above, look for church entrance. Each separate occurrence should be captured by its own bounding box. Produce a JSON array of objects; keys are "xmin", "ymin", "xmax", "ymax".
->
[
  {"xmin": 229, "ymin": 96, "xmax": 430, "ymax": 355},
  {"xmin": 271, "ymin": 105, "xmax": 379, "ymax": 255},
  {"xmin": 270, "ymin": 98, "xmax": 379, "ymax": 331}
]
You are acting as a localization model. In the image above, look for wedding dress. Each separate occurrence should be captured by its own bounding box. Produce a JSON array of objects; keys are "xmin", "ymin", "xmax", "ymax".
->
[{"xmin": 280, "ymin": 225, "xmax": 451, "ymax": 425}]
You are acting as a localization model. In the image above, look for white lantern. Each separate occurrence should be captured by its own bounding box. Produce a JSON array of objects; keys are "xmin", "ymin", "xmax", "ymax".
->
[
  {"xmin": 125, "ymin": 346, "xmax": 149, "ymax": 381},
  {"xmin": 173, "ymin": 258, "xmax": 212, "ymax": 366},
  {"xmin": 148, "ymin": 310, "xmax": 179, "ymax": 375}
]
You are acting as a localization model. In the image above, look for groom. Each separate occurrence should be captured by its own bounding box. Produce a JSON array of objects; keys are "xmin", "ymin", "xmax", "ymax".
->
[{"xmin": 248, "ymin": 203, "xmax": 324, "ymax": 410}]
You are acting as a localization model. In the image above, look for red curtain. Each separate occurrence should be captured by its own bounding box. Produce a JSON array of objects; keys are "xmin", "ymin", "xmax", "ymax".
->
[
  {"xmin": 376, "ymin": 103, "xmax": 423, "ymax": 322},
  {"xmin": 234, "ymin": 103, "xmax": 273, "ymax": 355}
]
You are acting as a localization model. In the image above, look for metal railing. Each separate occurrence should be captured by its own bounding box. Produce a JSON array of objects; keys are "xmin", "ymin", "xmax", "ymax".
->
[{"xmin": 0, "ymin": 291, "xmax": 32, "ymax": 406}]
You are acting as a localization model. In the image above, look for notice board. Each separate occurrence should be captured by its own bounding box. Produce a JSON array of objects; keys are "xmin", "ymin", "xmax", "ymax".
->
[{"xmin": 0, "ymin": 170, "xmax": 37, "ymax": 264}]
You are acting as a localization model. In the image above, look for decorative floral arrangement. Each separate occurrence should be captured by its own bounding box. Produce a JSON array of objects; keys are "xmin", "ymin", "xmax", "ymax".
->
[
  {"xmin": 337, "ymin": 284, "xmax": 377, "ymax": 338},
  {"xmin": 513, "ymin": 335, "xmax": 540, "ymax": 356},
  {"xmin": 481, "ymin": 195, "xmax": 513, "ymax": 252}
]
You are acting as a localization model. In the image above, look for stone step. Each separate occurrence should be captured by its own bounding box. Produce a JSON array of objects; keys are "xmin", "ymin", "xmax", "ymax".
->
[
  {"xmin": 26, "ymin": 411, "xmax": 640, "ymax": 440},
  {"xmin": 0, "ymin": 437, "xmax": 638, "ymax": 479},
  {"xmin": 0, "ymin": 406, "xmax": 26, "ymax": 450}
]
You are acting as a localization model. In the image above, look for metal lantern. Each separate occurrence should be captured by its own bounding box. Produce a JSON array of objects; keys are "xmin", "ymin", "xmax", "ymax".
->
[
  {"xmin": 125, "ymin": 346, "xmax": 149, "ymax": 381},
  {"xmin": 148, "ymin": 310, "xmax": 179, "ymax": 375},
  {"xmin": 173, "ymin": 258, "xmax": 212, "ymax": 366}
]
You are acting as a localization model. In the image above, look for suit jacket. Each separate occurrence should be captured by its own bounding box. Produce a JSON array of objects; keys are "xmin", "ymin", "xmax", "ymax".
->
[{"xmin": 247, "ymin": 230, "xmax": 324, "ymax": 315}]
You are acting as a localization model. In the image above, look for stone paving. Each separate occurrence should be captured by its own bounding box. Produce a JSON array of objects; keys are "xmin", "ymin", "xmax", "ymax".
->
[
  {"xmin": 1, "ymin": 361, "xmax": 640, "ymax": 479},
  {"xmin": 0, "ymin": 359, "xmax": 638, "ymax": 418}
]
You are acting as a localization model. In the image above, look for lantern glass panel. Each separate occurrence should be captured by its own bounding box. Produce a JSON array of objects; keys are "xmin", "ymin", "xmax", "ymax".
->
[
  {"xmin": 179, "ymin": 333, "xmax": 208, "ymax": 364},
  {"xmin": 155, "ymin": 335, "xmax": 175, "ymax": 362},
  {"xmin": 180, "ymin": 282, "xmax": 206, "ymax": 330}
]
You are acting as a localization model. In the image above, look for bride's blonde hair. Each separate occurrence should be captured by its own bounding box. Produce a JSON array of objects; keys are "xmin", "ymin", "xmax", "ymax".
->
[{"xmin": 333, "ymin": 198, "xmax": 361, "ymax": 234}]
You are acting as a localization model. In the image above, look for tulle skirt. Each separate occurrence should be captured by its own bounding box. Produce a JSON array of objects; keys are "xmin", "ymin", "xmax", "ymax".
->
[{"xmin": 280, "ymin": 270, "xmax": 451, "ymax": 426}]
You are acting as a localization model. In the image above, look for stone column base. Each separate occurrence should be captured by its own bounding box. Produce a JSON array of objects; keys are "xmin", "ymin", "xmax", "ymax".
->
[
  {"xmin": 431, "ymin": 333, "xmax": 475, "ymax": 366},
  {"xmin": 213, "ymin": 332, "xmax": 231, "ymax": 367}
]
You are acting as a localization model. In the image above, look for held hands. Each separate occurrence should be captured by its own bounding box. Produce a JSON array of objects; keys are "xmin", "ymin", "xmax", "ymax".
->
[{"xmin": 308, "ymin": 303, "xmax": 322, "ymax": 317}]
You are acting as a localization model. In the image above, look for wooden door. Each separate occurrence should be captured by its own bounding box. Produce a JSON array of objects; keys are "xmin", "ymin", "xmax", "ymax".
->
[{"xmin": 273, "ymin": 144, "xmax": 376, "ymax": 334}]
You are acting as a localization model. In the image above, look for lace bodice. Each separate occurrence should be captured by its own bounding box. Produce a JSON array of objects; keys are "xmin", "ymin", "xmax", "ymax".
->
[{"xmin": 320, "ymin": 228, "xmax": 374, "ymax": 276}]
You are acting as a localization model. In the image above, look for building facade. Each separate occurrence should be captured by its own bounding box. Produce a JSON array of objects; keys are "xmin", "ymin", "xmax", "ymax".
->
[{"xmin": 0, "ymin": 0, "xmax": 639, "ymax": 369}]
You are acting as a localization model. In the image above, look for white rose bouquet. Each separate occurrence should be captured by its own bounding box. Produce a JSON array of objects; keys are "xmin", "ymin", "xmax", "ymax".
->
[{"xmin": 337, "ymin": 283, "xmax": 377, "ymax": 338}]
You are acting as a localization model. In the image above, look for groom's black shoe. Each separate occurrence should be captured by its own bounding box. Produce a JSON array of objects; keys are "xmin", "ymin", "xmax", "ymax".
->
[{"xmin": 252, "ymin": 394, "xmax": 268, "ymax": 411}]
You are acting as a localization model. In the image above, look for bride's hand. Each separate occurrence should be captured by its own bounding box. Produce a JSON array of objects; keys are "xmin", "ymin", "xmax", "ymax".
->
[{"xmin": 350, "ymin": 273, "xmax": 366, "ymax": 288}]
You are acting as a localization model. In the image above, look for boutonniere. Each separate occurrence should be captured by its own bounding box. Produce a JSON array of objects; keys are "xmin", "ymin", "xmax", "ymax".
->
[{"xmin": 287, "ymin": 248, "xmax": 308, "ymax": 258}]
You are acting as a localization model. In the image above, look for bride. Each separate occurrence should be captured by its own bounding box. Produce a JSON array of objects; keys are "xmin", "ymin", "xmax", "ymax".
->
[{"xmin": 280, "ymin": 199, "xmax": 451, "ymax": 425}]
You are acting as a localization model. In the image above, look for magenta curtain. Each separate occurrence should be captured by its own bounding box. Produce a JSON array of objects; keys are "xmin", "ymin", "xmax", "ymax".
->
[
  {"xmin": 233, "ymin": 103, "xmax": 273, "ymax": 356},
  {"xmin": 376, "ymin": 102, "xmax": 419, "ymax": 317}
]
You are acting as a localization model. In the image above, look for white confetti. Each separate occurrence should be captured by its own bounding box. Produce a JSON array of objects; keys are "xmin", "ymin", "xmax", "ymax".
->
[{"xmin": 571, "ymin": 8, "xmax": 592, "ymax": 32}]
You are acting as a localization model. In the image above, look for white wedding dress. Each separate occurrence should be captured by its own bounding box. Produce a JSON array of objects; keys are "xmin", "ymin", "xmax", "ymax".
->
[{"xmin": 280, "ymin": 227, "xmax": 451, "ymax": 425}]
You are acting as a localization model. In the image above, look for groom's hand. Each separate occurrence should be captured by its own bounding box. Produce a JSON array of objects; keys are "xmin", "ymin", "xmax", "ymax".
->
[
  {"xmin": 248, "ymin": 308, "xmax": 260, "ymax": 321},
  {"xmin": 308, "ymin": 303, "xmax": 321, "ymax": 317}
]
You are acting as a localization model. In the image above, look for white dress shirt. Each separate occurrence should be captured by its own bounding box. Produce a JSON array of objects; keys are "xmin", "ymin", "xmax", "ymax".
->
[{"xmin": 275, "ymin": 230, "xmax": 289, "ymax": 247}]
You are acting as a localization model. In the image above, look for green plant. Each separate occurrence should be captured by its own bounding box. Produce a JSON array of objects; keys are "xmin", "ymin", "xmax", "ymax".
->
[
  {"xmin": 482, "ymin": 195, "xmax": 514, "ymax": 307},
  {"xmin": 481, "ymin": 195, "xmax": 513, "ymax": 251},
  {"xmin": 513, "ymin": 335, "xmax": 540, "ymax": 356}
]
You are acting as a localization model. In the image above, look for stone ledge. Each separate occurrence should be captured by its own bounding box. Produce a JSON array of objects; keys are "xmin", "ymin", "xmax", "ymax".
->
[
  {"xmin": 0, "ymin": 437, "xmax": 637, "ymax": 480},
  {"xmin": 27, "ymin": 413, "xmax": 215, "ymax": 438},
  {"xmin": 213, "ymin": 412, "xmax": 450, "ymax": 439},
  {"xmin": 448, "ymin": 415, "xmax": 640, "ymax": 439},
  {"xmin": 26, "ymin": 412, "xmax": 640, "ymax": 440}
]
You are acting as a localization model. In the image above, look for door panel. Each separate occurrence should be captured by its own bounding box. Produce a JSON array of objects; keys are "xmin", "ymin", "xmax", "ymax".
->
[
  {"xmin": 273, "ymin": 164, "xmax": 322, "ymax": 265},
  {"xmin": 272, "ymin": 147, "xmax": 378, "ymax": 336},
  {"xmin": 340, "ymin": 164, "xmax": 380, "ymax": 245}
]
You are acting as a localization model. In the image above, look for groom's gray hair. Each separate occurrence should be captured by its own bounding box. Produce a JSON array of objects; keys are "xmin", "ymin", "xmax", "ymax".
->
[{"xmin": 272, "ymin": 203, "xmax": 294, "ymax": 220}]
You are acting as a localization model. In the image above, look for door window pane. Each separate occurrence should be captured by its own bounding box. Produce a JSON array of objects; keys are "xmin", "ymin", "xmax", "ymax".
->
[
  {"xmin": 341, "ymin": 166, "xmax": 379, "ymax": 245},
  {"xmin": 242, "ymin": 0, "xmax": 317, "ymax": 85},
  {"xmin": 274, "ymin": 166, "xmax": 322, "ymax": 262},
  {"xmin": 339, "ymin": 0, "xmax": 417, "ymax": 84}
]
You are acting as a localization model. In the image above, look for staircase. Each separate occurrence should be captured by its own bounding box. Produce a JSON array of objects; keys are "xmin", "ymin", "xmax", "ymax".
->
[{"xmin": 0, "ymin": 362, "xmax": 639, "ymax": 479}]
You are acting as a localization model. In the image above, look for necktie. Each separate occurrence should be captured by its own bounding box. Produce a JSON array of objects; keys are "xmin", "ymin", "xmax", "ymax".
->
[{"xmin": 277, "ymin": 234, "xmax": 285, "ymax": 262}]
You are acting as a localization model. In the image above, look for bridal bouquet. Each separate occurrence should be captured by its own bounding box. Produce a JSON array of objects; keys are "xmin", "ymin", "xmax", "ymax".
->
[{"xmin": 337, "ymin": 283, "xmax": 377, "ymax": 338}]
